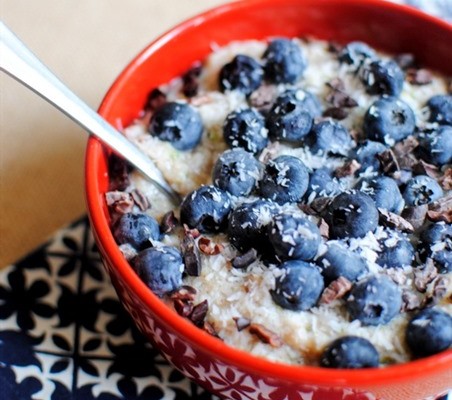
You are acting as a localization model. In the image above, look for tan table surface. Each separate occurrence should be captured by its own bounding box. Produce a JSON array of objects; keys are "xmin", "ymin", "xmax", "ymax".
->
[{"xmin": 1, "ymin": 0, "xmax": 231, "ymax": 267}]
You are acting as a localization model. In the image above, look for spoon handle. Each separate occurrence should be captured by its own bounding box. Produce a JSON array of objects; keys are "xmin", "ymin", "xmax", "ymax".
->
[{"xmin": 0, "ymin": 22, "xmax": 181, "ymax": 205}]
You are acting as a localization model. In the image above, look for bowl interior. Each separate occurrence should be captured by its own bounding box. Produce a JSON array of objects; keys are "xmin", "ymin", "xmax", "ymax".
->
[{"xmin": 86, "ymin": 0, "xmax": 452, "ymax": 389}]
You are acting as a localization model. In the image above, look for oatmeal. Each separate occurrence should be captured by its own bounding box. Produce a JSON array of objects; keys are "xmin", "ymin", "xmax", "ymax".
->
[{"xmin": 107, "ymin": 37, "xmax": 452, "ymax": 368}]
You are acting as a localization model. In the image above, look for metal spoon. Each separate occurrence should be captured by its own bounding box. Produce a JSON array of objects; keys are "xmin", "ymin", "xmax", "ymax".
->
[{"xmin": 0, "ymin": 22, "xmax": 182, "ymax": 206}]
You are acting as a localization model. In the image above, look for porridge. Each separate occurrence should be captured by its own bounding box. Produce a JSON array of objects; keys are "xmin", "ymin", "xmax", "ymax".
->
[{"xmin": 106, "ymin": 37, "xmax": 452, "ymax": 368}]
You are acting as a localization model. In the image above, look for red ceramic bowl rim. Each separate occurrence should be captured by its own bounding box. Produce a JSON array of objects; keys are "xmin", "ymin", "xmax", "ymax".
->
[{"xmin": 86, "ymin": 0, "xmax": 452, "ymax": 388}]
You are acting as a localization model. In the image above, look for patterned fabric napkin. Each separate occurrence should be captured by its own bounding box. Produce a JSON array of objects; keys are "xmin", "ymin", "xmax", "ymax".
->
[{"xmin": 0, "ymin": 217, "xmax": 219, "ymax": 400}]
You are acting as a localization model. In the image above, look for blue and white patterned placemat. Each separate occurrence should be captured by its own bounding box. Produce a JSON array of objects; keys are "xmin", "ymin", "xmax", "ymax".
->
[{"xmin": 0, "ymin": 217, "xmax": 220, "ymax": 400}]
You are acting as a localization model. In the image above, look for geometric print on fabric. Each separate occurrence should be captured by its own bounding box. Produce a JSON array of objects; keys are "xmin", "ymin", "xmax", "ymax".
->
[{"xmin": 0, "ymin": 217, "xmax": 218, "ymax": 400}]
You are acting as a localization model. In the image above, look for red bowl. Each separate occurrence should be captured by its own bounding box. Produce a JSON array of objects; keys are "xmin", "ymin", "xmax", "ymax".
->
[{"xmin": 85, "ymin": 1, "xmax": 452, "ymax": 399}]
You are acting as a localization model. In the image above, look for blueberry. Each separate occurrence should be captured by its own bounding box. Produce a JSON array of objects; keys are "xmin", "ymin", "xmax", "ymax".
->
[
  {"xmin": 133, "ymin": 246, "xmax": 183, "ymax": 297},
  {"xmin": 149, "ymin": 102, "xmax": 203, "ymax": 150},
  {"xmin": 219, "ymin": 54, "xmax": 263, "ymax": 96},
  {"xmin": 324, "ymin": 192, "xmax": 379, "ymax": 239},
  {"xmin": 417, "ymin": 125, "xmax": 452, "ymax": 166},
  {"xmin": 222, "ymin": 108, "xmax": 268, "ymax": 154},
  {"xmin": 360, "ymin": 59, "xmax": 404, "ymax": 97},
  {"xmin": 418, "ymin": 223, "xmax": 452, "ymax": 273},
  {"xmin": 317, "ymin": 242, "xmax": 367, "ymax": 284},
  {"xmin": 363, "ymin": 97, "xmax": 415, "ymax": 145},
  {"xmin": 113, "ymin": 212, "xmax": 160, "ymax": 250},
  {"xmin": 259, "ymin": 155, "xmax": 309, "ymax": 204},
  {"xmin": 377, "ymin": 233, "xmax": 415, "ymax": 269},
  {"xmin": 320, "ymin": 336, "xmax": 379, "ymax": 369},
  {"xmin": 426, "ymin": 94, "xmax": 452, "ymax": 125},
  {"xmin": 338, "ymin": 41, "xmax": 376, "ymax": 70},
  {"xmin": 180, "ymin": 185, "xmax": 232, "ymax": 233},
  {"xmin": 305, "ymin": 167, "xmax": 342, "ymax": 200},
  {"xmin": 352, "ymin": 140, "xmax": 388, "ymax": 173},
  {"xmin": 356, "ymin": 176, "xmax": 404, "ymax": 214},
  {"xmin": 263, "ymin": 38, "xmax": 307, "ymax": 84},
  {"xmin": 346, "ymin": 275, "xmax": 402, "ymax": 326},
  {"xmin": 406, "ymin": 308, "xmax": 452, "ymax": 358},
  {"xmin": 266, "ymin": 91, "xmax": 313, "ymax": 143},
  {"xmin": 295, "ymin": 89, "xmax": 323, "ymax": 118},
  {"xmin": 227, "ymin": 199, "xmax": 279, "ymax": 253},
  {"xmin": 306, "ymin": 120, "xmax": 354, "ymax": 156},
  {"xmin": 270, "ymin": 260, "xmax": 324, "ymax": 311},
  {"xmin": 268, "ymin": 212, "xmax": 322, "ymax": 261},
  {"xmin": 212, "ymin": 149, "xmax": 262, "ymax": 197},
  {"xmin": 402, "ymin": 175, "xmax": 443, "ymax": 206}
]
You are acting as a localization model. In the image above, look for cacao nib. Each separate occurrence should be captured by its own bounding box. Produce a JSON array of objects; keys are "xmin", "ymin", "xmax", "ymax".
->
[
  {"xmin": 377, "ymin": 149, "xmax": 400, "ymax": 174},
  {"xmin": 401, "ymin": 290, "xmax": 421, "ymax": 312},
  {"xmin": 232, "ymin": 248, "xmax": 258, "ymax": 269},
  {"xmin": 169, "ymin": 285, "xmax": 197, "ymax": 302},
  {"xmin": 327, "ymin": 41, "xmax": 343, "ymax": 53},
  {"xmin": 319, "ymin": 276, "xmax": 352, "ymax": 304},
  {"xmin": 406, "ymin": 68, "xmax": 433, "ymax": 85},
  {"xmin": 439, "ymin": 168, "xmax": 452, "ymax": 190},
  {"xmin": 190, "ymin": 300, "xmax": 209, "ymax": 327},
  {"xmin": 144, "ymin": 88, "xmax": 167, "ymax": 111},
  {"xmin": 248, "ymin": 323, "xmax": 283, "ymax": 347},
  {"xmin": 310, "ymin": 197, "xmax": 332, "ymax": 214},
  {"xmin": 334, "ymin": 159, "xmax": 361, "ymax": 178},
  {"xmin": 198, "ymin": 237, "xmax": 224, "ymax": 255},
  {"xmin": 233, "ymin": 317, "xmax": 251, "ymax": 331},
  {"xmin": 181, "ymin": 231, "xmax": 202, "ymax": 276},
  {"xmin": 325, "ymin": 78, "xmax": 358, "ymax": 108},
  {"xmin": 413, "ymin": 160, "xmax": 440, "ymax": 180},
  {"xmin": 183, "ymin": 224, "xmax": 200, "ymax": 239},
  {"xmin": 182, "ymin": 62, "xmax": 203, "ymax": 98},
  {"xmin": 323, "ymin": 107, "xmax": 348, "ymax": 120},
  {"xmin": 385, "ymin": 268, "xmax": 408, "ymax": 285},
  {"xmin": 317, "ymin": 218, "xmax": 330, "ymax": 239},
  {"xmin": 203, "ymin": 321, "xmax": 221, "ymax": 338},
  {"xmin": 298, "ymin": 203, "xmax": 318, "ymax": 216},
  {"xmin": 174, "ymin": 298, "xmax": 194, "ymax": 317},
  {"xmin": 378, "ymin": 208, "xmax": 414, "ymax": 233},
  {"xmin": 414, "ymin": 258, "xmax": 438, "ymax": 293},
  {"xmin": 131, "ymin": 189, "xmax": 151, "ymax": 211},
  {"xmin": 392, "ymin": 136, "xmax": 419, "ymax": 170},
  {"xmin": 394, "ymin": 53, "xmax": 416, "ymax": 70},
  {"xmin": 249, "ymin": 84, "xmax": 279, "ymax": 113},
  {"xmin": 401, "ymin": 205, "xmax": 428, "ymax": 231},
  {"xmin": 427, "ymin": 194, "xmax": 452, "ymax": 223},
  {"xmin": 105, "ymin": 191, "xmax": 134, "ymax": 214},
  {"xmin": 160, "ymin": 210, "xmax": 179, "ymax": 234},
  {"xmin": 108, "ymin": 154, "xmax": 131, "ymax": 191},
  {"xmin": 422, "ymin": 275, "xmax": 450, "ymax": 308}
]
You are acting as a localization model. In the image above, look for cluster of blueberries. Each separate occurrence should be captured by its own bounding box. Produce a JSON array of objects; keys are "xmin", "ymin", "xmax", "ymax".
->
[{"xmin": 112, "ymin": 39, "xmax": 452, "ymax": 368}]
